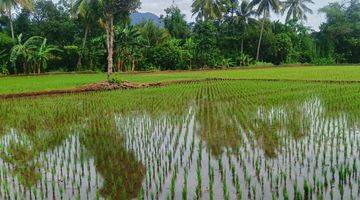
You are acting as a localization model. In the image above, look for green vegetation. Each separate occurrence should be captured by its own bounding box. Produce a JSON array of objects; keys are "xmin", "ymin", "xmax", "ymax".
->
[
  {"xmin": 0, "ymin": 73, "xmax": 105, "ymax": 94},
  {"xmin": 0, "ymin": 0, "xmax": 359, "ymax": 75},
  {"xmin": 1, "ymin": 66, "xmax": 359, "ymax": 94},
  {"xmin": 0, "ymin": 79, "xmax": 359, "ymax": 199},
  {"xmin": 116, "ymin": 65, "xmax": 360, "ymax": 83},
  {"xmin": 0, "ymin": 0, "xmax": 359, "ymax": 199}
]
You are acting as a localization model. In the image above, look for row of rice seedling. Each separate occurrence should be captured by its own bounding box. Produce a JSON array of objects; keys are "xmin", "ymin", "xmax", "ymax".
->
[{"xmin": 0, "ymin": 79, "xmax": 359, "ymax": 199}]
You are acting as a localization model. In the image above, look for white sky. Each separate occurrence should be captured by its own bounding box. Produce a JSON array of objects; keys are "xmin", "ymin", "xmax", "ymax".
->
[{"xmin": 139, "ymin": 0, "xmax": 339, "ymax": 31}]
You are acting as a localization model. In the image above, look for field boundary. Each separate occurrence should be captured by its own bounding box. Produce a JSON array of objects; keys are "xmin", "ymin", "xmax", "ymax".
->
[{"xmin": 1, "ymin": 78, "xmax": 359, "ymax": 100}]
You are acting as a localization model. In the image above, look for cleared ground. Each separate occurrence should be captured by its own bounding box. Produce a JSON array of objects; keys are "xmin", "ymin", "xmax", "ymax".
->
[{"xmin": 0, "ymin": 65, "xmax": 359, "ymax": 94}]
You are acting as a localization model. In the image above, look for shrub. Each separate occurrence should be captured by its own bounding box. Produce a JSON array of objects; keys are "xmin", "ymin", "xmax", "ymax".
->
[
  {"xmin": 273, "ymin": 33, "xmax": 293, "ymax": 65},
  {"xmin": 312, "ymin": 57, "xmax": 336, "ymax": 66},
  {"xmin": 235, "ymin": 53, "xmax": 256, "ymax": 67},
  {"xmin": 150, "ymin": 39, "xmax": 188, "ymax": 70}
]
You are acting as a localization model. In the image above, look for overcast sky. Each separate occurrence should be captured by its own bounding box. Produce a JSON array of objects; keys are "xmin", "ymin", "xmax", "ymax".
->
[{"xmin": 139, "ymin": 0, "xmax": 339, "ymax": 31}]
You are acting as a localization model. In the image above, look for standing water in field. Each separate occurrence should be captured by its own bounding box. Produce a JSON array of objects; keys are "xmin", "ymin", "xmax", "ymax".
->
[{"xmin": 0, "ymin": 80, "xmax": 359, "ymax": 199}]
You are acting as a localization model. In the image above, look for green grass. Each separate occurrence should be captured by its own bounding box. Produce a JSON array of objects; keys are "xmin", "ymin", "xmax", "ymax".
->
[
  {"xmin": 1, "ymin": 66, "xmax": 359, "ymax": 95},
  {"xmin": 0, "ymin": 73, "xmax": 106, "ymax": 94}
]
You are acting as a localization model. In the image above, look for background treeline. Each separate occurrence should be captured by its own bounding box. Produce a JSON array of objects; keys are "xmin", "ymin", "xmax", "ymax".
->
[{"xmin": 0, "ymin": 0, "xmax": 359, "ymax": 75}]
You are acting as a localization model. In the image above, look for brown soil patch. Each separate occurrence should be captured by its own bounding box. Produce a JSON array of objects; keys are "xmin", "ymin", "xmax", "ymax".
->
[{"xmin": 0, "ymin": 81, "xmax": 165, "ymax": 99}]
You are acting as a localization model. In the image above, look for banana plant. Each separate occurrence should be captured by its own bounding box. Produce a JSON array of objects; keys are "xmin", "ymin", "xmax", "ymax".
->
[{"xmin": 27, "ymin": 38, "xmax": 62, "ymax": 74}]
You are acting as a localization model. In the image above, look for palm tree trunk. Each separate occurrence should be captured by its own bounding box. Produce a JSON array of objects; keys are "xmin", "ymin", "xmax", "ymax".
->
[
  {"xmin": 256, "ymin": 12, "xmax": 266, "ymax": 61},
  {"xmin": 105, "ymin": 14, "xmax": 114, "ymax": 76},
  {"xmin": 241, "ymin": 24, "xmax": 247, "ymax": 54},
  {"xmin": 7, "ymin": 8, "xmax": 15, "ymax": 40},
  {"xmin": 131, "ymin": 59, "xmax": 135, "ymax": 71},
  {"xmin": 77, "ymin": 26, "xmax": 89, "ymax": 70}
]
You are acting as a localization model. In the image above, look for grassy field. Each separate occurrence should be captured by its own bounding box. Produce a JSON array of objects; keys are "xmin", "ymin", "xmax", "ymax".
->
[
  {"xmin": 0, "ymin": 73, "xmax": 105, "ymax": 94},
  {"xmin": 0, "ymin": 65, "xmax": 359, "ymax": 94}
]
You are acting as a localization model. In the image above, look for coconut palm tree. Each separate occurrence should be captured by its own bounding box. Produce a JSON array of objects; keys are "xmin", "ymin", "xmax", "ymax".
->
[
  {"xmin": 236, "ymin": 0, "xmax": 256, "ymax": 53},
  {"xmin": 250, "ymin": 0, "xmax": 281, "ymax": 60},
  {"xmin": 192, "ymin": 0, "xmax": 223, "ymax": 20},
  {"xmin": 0, "ymin": 0, "xmax": 33, "ymax": 39},
  {"xmin": 282, "ymin": 0, "xmax": 314, "ymax": 22},
  {"xmin": 71, "ymin": 0, "xmax": 101, "ymax": 69}
]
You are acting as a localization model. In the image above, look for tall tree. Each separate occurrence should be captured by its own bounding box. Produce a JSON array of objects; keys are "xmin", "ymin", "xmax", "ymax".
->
[
  {"xmin": 75, "ymin": 0, "xmax": 140, "ymax": 75},
  {"xmin": 250, "ymin": 0, "xmax": 281, "ymax": 60},
  {"xmin": 0, "ymin": 0, "xmax": 33, "ymax": 39},
  {"xmin": 236, "ymin": 0, "xmax": 255, "ymax": 53},
  {"xmin": 192, "ymin": 0, "xmax": 223, "ymax": 20},
  {"xmin": 282, "ymin": 0, "xmax": 314, "ymax": 22},
  {"xmin": 72, "ymin": 0, "xmax": 101, "ymax": 69},
  {"xmin": 163, "ymin": 6, "xmax": 190, "ymax": 39},
  {"xmin": 100, "ymin": 0, "xmax": 140, "ymax": 75}
]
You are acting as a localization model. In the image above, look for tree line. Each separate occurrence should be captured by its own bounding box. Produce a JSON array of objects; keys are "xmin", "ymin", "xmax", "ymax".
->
[{"xmin": 0, "ymin": 0, "xmax": 359, "ymax": 75}]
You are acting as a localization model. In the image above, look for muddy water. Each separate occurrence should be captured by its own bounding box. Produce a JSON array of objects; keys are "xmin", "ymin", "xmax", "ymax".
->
[{"xmin": 0, "ymin": 98, "xmax": 359, "ymax": 200}]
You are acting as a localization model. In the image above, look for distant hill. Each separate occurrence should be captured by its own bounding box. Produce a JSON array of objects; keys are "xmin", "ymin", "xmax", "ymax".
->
[{"xmin": 130, "ymin": 12, "xmax": 164, "ymax": 27}]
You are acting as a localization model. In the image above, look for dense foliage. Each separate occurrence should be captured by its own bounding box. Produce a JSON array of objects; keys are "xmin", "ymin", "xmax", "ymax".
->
[{"xmin": 0, "ymin": 0, "xmax": 359, "ymax": 74}]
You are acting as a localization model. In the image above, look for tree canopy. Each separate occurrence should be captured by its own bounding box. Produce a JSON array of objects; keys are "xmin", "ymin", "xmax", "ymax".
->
[{"xmin": 0, "ymin": 0, "xmax": 358, "ymax": 75}]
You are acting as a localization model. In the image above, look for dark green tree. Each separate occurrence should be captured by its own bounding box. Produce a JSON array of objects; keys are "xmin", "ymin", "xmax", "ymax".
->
[
  {"xmin": 163, "ymin": 6, "xmax": 190, "ymax": 39},
  {"xmin": 192, "ymin": 20, "xmax": 221, "ymax": 67}
]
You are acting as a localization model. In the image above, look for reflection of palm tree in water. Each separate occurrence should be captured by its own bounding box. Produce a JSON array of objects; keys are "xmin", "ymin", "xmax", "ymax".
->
[{"xmin": 81, "ymin": 119, "xmax": 145, "ymax": 200}]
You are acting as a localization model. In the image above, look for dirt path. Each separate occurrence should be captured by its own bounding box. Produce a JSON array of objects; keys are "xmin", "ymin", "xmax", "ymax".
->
[{"xmin": 1, "ymin": 78, "xmax": 359, "ymax": 100}]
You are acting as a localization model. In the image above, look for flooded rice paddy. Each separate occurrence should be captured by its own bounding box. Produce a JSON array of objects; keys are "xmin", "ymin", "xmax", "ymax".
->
[{"xmin": 0, "ymin": 80, "xmax": 359, "ymax": 199}]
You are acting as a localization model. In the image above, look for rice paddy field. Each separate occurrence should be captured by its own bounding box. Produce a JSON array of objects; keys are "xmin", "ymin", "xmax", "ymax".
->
[
  {"xmin": 0, "ymin": 66, "xmax": 360, "ymax": 200},
  {"xmin": 1, "ymin": 65, "xmax": 360, "ymax": 94}
]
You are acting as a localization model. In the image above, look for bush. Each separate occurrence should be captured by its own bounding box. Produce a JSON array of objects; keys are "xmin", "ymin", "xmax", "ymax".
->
[
  {"xmin": 0, "ymin": 63, "xmax": 9, "ymax": 75},
  {"xmin": 312, "ymin": 57, "xmax": 336, "ymax": 66},
  {"xmin": 150, "ymin": 39, "xmax": 188, "ymax": 70},
  {"xmin": 273, "ymin": 33, "xmax": 293, "ymax": 65},
  {"xmin": 235, "ymin": 53, "xmax": 256, "ymax": 67}
]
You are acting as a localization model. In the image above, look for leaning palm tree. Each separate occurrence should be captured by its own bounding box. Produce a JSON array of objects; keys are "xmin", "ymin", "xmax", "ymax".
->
[
  {"xmin": 282, "ymin": 0, "xmax": 314, "ymax": 22},
  {"xmin": 250, "ymin": 0, "xmax": 281, "ymax": 60},
  {"xmin": 192, "ymin": 0, "xmax": 224, "ymax": 21},
  {"xmin": 0, "ymin": 0, "xmax": 33, "ymax": 39},
  {"xmin": 236, "ymin": 0, "xmax": 256, "ymax": 53}
]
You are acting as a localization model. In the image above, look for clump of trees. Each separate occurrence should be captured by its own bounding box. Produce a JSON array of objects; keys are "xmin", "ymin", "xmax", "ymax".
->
[{"xmin": 0, "ymin": 0, "xmax": 359, "ymax": 75}]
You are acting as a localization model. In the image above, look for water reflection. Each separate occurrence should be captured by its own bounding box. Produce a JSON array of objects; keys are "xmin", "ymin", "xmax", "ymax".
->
[{"xmin": 0, "ymin": 85, "xmax": 359, "ymax": 199}]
